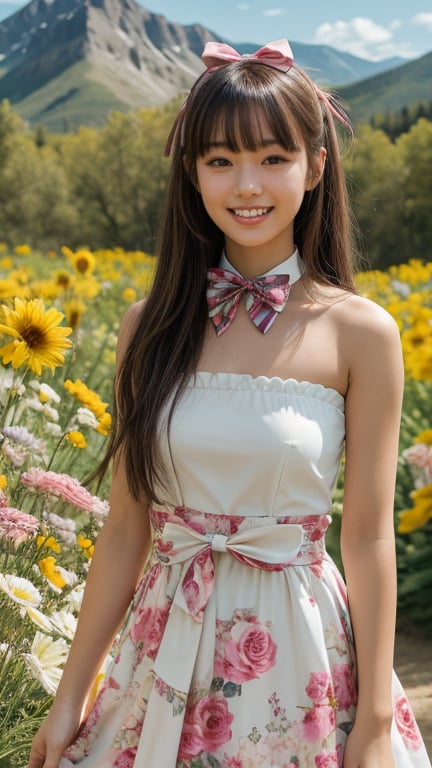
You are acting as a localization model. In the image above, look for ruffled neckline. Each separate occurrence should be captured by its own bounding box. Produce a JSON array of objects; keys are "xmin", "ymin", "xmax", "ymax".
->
[{"xmin": 190, "ymin": 371, "xmax": 345, "ymax": 411}]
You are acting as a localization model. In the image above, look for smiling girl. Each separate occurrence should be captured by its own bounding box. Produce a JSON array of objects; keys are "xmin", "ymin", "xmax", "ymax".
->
[{"xmin": 29, "ymin": 40, "xmax": 430, "ymax": 768}]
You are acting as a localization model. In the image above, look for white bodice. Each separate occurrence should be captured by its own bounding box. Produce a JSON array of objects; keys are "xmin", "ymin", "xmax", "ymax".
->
[{"xmin": 159, "ymin": 371, "xmax": 345, "ymax": 518}]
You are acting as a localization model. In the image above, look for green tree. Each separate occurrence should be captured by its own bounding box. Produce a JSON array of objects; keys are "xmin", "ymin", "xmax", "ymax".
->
[
  {"xmin": 346, "ymin": 126, "xmax": 406, "ymax": 268},
  {"xmin": 397, "ymin": 119, "xmax": 432, "ymax": 259},
  {"xmin": 60, "ymin": 102, "xmax": 178, "ymax": 250}
]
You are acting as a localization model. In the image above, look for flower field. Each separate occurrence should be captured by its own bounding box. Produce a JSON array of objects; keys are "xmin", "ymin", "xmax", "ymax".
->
[{"xmin": 0, "ymin": 246, "xmax": 431, "ymax": 767}]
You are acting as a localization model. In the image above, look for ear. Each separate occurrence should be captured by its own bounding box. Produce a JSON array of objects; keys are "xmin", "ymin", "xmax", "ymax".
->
[{"xmin": 305, "ymin": 147, "xmax": 327, "ymax": 191}]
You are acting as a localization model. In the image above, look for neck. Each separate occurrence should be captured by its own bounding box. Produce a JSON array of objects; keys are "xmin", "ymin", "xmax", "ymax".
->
[{"xmin": 224, "ymin": 241, "xmax": 296, "ymax": 279}]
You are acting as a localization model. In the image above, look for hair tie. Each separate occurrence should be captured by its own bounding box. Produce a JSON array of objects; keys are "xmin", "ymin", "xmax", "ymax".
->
[{"xmin": 315, "ymin": 88, "xmax": 353, "ymax": 136}]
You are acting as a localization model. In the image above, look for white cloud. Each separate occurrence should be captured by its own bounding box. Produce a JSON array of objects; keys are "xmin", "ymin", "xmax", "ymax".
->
[
  {"xmin": 314, "ymin": 17, "xmax": 416, "ymax": 61},
  {"xmin": 237, "ymin": 3, "xmax": 250, "ymax": 9},
  {"xmin": 411, "ymin": 12, "xmax": 432, "ymax": 29},
  {"xmin": 263, "ymin": 8, "xmax": 287, "ymax": 17}
]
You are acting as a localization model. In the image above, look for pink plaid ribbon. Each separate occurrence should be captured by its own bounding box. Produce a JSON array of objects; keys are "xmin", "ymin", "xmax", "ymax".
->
[{"xmin": 207, "ymin": 268, "xmax": 291, "ymax": 335}]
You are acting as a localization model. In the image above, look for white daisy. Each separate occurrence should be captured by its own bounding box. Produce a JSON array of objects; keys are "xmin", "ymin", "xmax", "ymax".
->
[
  {"xmin": 64, "ymin": 582, "xmax": 85, "ymax": 613},
  {"xmin": 26, "ymin": 606, "xmax": 54, "ymax": 632},
  {"xmin": 49, "ymin": 609, "xmax": 77, "ymax": 640},
  {"xmin": 22, "ymin": 631, "xmax": 69, "ymax": 695},
  {"xmin": 29, "ymin": 380, "xmax": 61, "ymax": 403},
  {"xmin": 0, "ymin": 574, "xmax": 42, "ymax": 607},
  {"xmin": 76, "ymin": 407, "xmax": 98, "ymax": 429}
]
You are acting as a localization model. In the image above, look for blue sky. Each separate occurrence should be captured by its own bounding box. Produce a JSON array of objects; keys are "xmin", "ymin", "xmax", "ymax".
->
[
  {"xmin": 142, "ymin": 1, "xmax": 431, "ymax": 61},
  {"xmin": 1, "ymin": 0, "xmax": 431, "ymax": 61}
]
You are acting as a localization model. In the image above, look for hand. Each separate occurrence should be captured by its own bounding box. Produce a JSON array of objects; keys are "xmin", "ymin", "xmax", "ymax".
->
[
  {"xmin": 343, "ymin": 723, "xmax": 395, "ymax": 768},
  {"xmin": 28, "ymin": 701, "xmax": 82, "ymax": 768}
]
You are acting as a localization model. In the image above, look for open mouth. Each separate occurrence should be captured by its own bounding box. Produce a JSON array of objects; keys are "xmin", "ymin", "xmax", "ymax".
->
[{"xmin": 231, "ymin": 207, "xmax": 272, "ymax": 219}]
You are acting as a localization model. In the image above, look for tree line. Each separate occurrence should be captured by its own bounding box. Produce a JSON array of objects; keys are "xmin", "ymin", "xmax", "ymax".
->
[{"xmin": 0, "ymin": 98, "xmax": 431, "ymax": 269}]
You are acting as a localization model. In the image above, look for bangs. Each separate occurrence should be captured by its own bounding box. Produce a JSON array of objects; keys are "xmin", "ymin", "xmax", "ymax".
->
[{"xmin": 185, "ymin": 67, "xmax": 302, "ymax": 157}]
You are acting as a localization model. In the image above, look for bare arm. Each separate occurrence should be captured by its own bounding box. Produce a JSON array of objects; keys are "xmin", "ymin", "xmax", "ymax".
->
[
  {"xmin": 340, "ymin": 298, "xmax": 404, "ymax": 767},
  {"xmin": 29, "ymin": 302, "xmax": 151, "ymax": 768}
]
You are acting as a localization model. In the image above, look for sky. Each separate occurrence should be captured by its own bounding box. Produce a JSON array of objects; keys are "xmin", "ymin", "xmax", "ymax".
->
[{"xmin": 0, "ymin": 0, "xmax": 431, "ymax": 62}]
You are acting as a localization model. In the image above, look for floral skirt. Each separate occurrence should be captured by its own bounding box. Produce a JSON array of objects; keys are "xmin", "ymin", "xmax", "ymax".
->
[{"xmin": 61, "ymin": 506, "xmax": 430, "ymax": 768}]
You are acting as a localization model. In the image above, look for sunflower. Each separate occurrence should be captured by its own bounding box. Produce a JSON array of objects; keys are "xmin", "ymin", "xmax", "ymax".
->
[
  {"xmin": 62, "ymin": 246, "xmax": 96, "ymax": 276},
  {"xmin": 0, "ymin": 297, "xmax": 73, "ymax": 376}
]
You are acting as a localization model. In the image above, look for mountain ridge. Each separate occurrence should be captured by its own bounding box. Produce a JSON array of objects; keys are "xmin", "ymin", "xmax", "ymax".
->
[{"xmin": 0, "ymin": 0, "xmax": 429, "ymax": 131}]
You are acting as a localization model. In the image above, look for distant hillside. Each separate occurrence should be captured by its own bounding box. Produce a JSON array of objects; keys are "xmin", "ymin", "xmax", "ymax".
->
[
  {"xmin": 340, "ymin": 51, "xmax": 432, "ymax": 125},
  {"xmin": 235, "ymin": 41, "xmax": 403, "ymax": 87},
  {"xmin": 0, "ymin": 0, "xmax": 411, "ymax": 131}
]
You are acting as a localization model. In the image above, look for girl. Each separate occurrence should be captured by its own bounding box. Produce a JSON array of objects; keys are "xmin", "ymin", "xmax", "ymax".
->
[{"xmin": 29, "ymin": 40, "xmax": 430, "ymax": 768}]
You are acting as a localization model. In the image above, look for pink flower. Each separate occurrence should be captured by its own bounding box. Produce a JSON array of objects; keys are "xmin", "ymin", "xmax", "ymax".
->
[
  {"xmin": 403, "ymin": 444, "xmax": 432, "ymax": 472},
  {"xmin": 306, "ymin": 671, "xmax": 332, "ymax": 705},
  {"xmin": 0, "ymin": 507, "xmax": 39, "ymax": 545},
  {"xmin": 130, "ymin": 602, "xmax": 170, "ymax": 660},
  {"xmin": 315, "ymin": 750, "xmax": 339, "ymax": 767},
  {"xmin": 21, "ymin": 467, "xmax": 95, "ymax": 512},
  {"xmin": 331, "ymin": 664, "xmax": 357, "ymax": 711},
  {"xmin": 394, "ymin": 694, "xmax": 422, "ymax": 751},
  {"xmin": 178, "ymin": 721, "xmax": 206, "ymax": 759},
  {"xmin": 217, "ymin": 620, "xmax": 277, "ymax": 684},
  {"xmin": 178, "ymin": 694, "xmax": 234, "ymax": 759},
  {"xmin": 302, "ymin": 705, "xmax": 335, "ymax": 742},
  {"xmin": 113, "ymin": 746, "xmax": 137, "ymax": 767}
]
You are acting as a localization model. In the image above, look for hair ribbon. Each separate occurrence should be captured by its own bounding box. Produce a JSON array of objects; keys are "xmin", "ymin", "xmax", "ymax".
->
[{"xmin": 202, "ymin": 40, "xmax": 294, "ymax": 73}]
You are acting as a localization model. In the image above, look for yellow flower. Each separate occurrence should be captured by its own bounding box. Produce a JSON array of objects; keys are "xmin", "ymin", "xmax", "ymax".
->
[
  {"xmin": 73, "ymin": 276, "xmax": 100, "ymax": 299},
  {"xmin": 63, "ymin": 247, "xmax": 96, "ymax": 276},
  {"xmin": 398, "ymin": 485, "xmax": 432, "ymax": 533},
  {"xmin": 0, "ymin": 474, "xmax": 7, "ymax": 489},
  {"xmin": 54, "ymin": 270, "xmax": 75, "ymax": 290},
  {"xmin": 415, "ymin": 430, "xmax": 432, "ymax": 446},
  {"xmin": 97, "ymin": 412, "xmax": 112, "ymax": 435},
  {"xmin": 122, "ymin": 288, "xmax": 137, "ymax": 303},
  {"xmin": 63, "ymin": 299, "xmax": 86, "ymax": 330},
  {"xmin": 66, "ymin": 430, "xmax": 87, "ymax": 448},
  {"xmin": 77, "ymin": 532, "xmax": 95, "ymax": 559},
  {"xmin": 0, "ymin": 297, "xmax": 73, "ymax": 376},
  {"xmin": 38, "ymin": 556, "xmax": 68, "ymax": 590},
  {"xmin": 64, "ymin": 378, "xmax": 109, "ymax": 419},
  {"xmin": 37, "ymin": 535, "xmax": 62, "ymax": 553},
  {"xmin": 14, "ymin": 244, "xmax": 31, "ymax": 256}
]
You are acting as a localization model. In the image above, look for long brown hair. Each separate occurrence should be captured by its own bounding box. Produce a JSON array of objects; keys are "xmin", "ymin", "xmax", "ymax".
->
[{"xmin": 101, "ymin": 60, "xmax": 357, "ymax": 503}]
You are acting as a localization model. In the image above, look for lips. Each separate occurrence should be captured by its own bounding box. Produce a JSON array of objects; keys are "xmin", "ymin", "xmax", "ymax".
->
[{"xmin": 231, "ymin": 207, "xmax": 272, "ymax": 219}]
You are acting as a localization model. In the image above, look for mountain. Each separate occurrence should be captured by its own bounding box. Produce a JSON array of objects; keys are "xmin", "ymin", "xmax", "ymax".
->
[
  {"xmin": 0, "ymin": 0, "xmax": 422, "ymax": 131},
  {"xmin": 339, "ymin": 51, "xmax": 432, "ymax": 125}
]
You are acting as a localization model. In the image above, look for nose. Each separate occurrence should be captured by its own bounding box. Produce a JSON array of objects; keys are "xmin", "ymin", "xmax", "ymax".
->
[{"xmin": 234, "ymin": 166, "xmax": 263, "ymax": 197}]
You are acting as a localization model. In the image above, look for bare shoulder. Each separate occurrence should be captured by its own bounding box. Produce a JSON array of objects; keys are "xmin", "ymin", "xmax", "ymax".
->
[
  {"xmin": 116, "ymin": 300, "xmax": 146, "ymax": 363},
  {"xmin": 331, "ymin": 292, "xmax": 400, "ymax": 344},
  {"xmin": 330, "ymin": 292, "xmax": 404, "ymax": 398}
]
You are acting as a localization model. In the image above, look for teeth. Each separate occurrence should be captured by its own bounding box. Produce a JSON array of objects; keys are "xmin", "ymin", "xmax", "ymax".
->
[{"xmin": 233, "ymin": 207, "xmax": 270, "ymax": 218}]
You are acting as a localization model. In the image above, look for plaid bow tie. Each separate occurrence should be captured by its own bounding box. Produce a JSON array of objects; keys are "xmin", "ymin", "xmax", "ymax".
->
[{"xmin": 206, "ymin": 269, "xmax": 291, "ymax": 336}]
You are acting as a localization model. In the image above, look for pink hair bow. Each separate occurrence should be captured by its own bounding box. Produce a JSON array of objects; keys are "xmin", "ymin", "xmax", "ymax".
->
[{"xmin": 202, "ymin": 39, "xmax": 294, "ymax": 73}]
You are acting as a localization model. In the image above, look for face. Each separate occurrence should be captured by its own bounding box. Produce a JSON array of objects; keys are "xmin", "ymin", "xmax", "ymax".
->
[{"xmin": 195, "ymin": 127, "xmax": 325, "ymax": 273}]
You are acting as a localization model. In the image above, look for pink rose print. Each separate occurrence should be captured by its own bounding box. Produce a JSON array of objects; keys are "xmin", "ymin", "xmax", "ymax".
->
[
  {"xmin": 394, "ymin": 694, "xmax": 422, "ymax": 751},
  {"xmin": 306, "ymin": 671, "xmax": 332, "ymax": 705},
  {"xmin": 315, "ymin": 750, "xmax": 339, "ymax": 767},
  {"xmin": 113, "ymin": 746, "xmax": 137, "ymax": 767},
  {"xmin": 178, "ymin": 694, "xmax": 234, "ymax": 759},
  {"xmin": 331, "ymin": 664, "xmax": 357, "ymax": 711},
  {"xmin": 216, "ymin": 619, "xmax": 277, "ymax": 684},
  {"xmin": 130, "ymin": 602, "xmax": 170, "ymax": 660},
  {"xmin": 302, "ymin": 705, "xmax": 335, "ymax": 743}
]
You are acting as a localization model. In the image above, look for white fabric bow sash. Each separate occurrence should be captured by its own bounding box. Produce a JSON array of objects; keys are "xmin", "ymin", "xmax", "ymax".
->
[{"xmin": 153, "ymin": 520, "xmax": 304, "ymax": 692}]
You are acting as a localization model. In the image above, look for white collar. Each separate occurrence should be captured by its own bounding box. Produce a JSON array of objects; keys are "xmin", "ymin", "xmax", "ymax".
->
[{"xmin": 219, "ymin": 247, "xmax": 305, "ymax": 284}]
